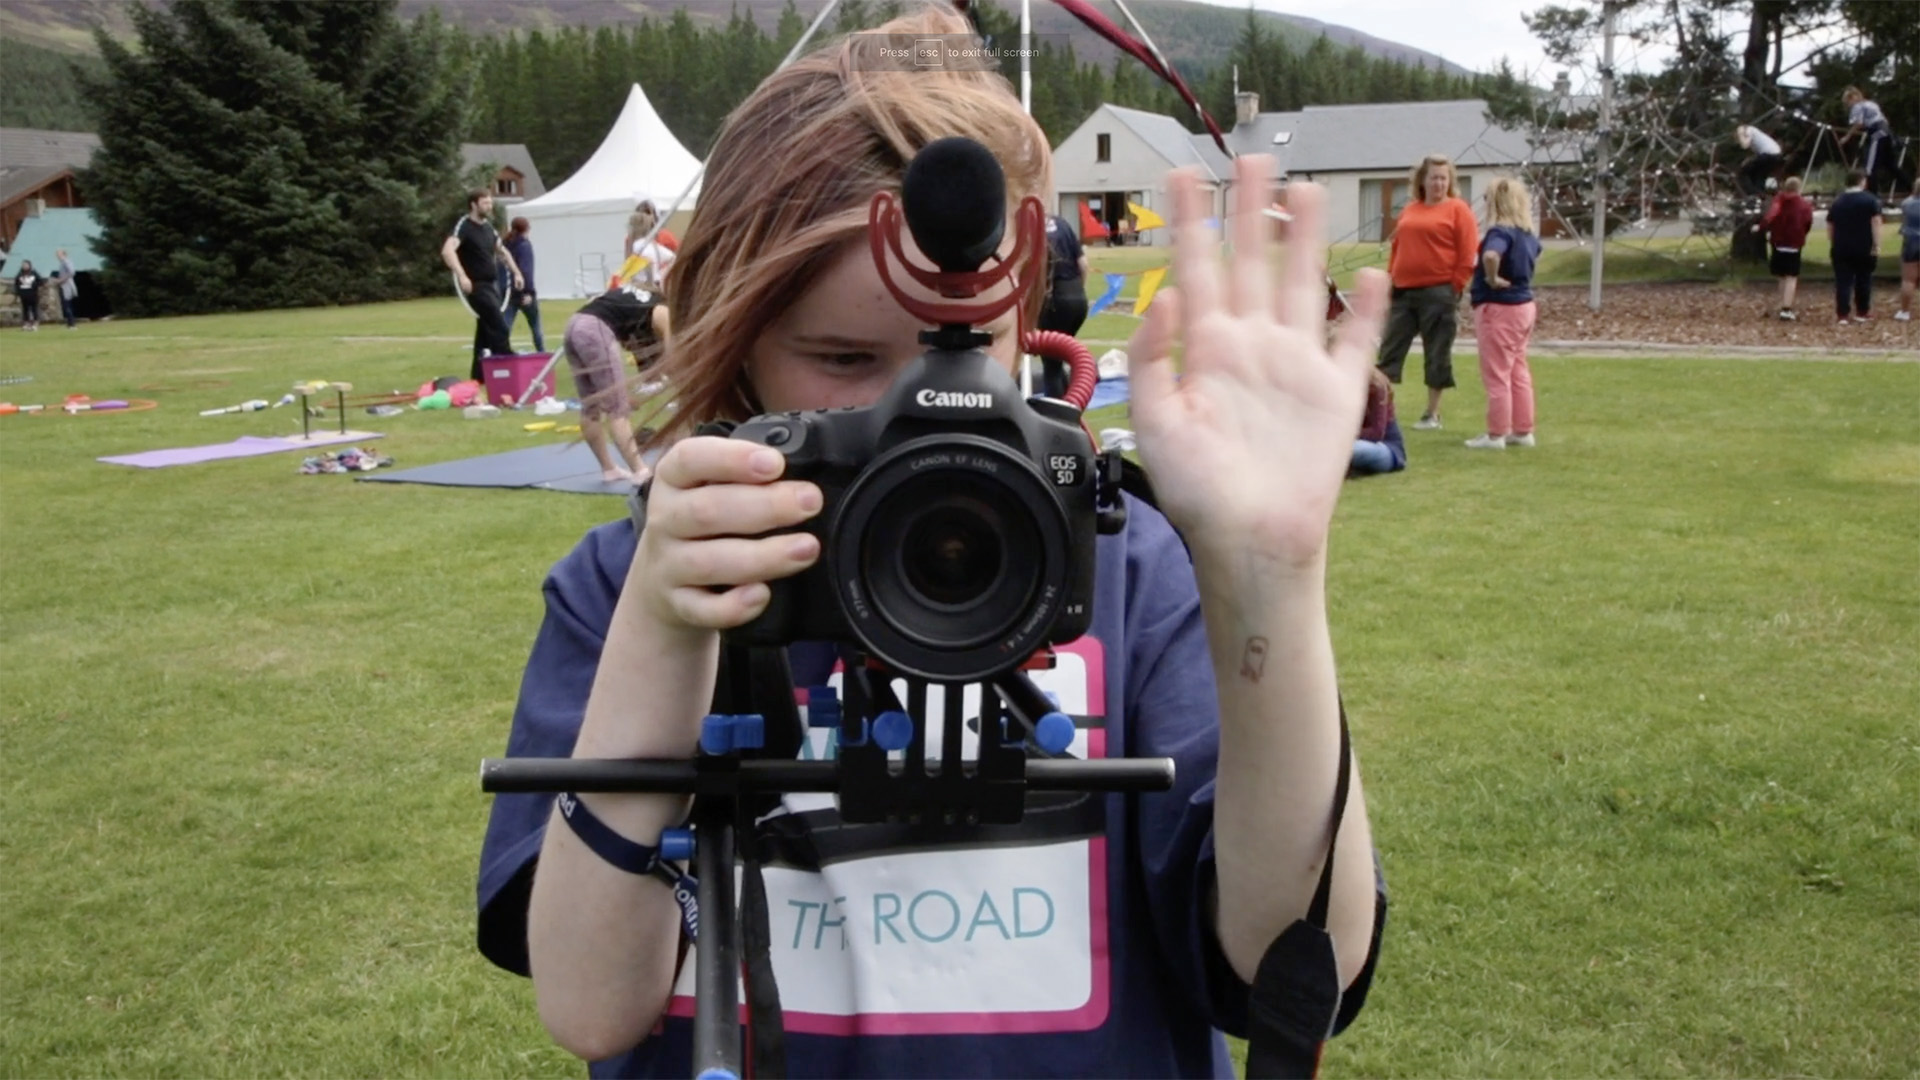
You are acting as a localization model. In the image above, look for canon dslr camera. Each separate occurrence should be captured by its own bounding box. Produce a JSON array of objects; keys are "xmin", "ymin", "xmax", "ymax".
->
[{"xmin": 724, "ymin": 137, "xmax": 1125, "ymax": 683}]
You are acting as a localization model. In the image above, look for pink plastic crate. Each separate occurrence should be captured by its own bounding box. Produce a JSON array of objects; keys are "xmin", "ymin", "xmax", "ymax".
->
[{"xmin": 481, "ymin": 353, "xmax": 555, "ymax": 407}]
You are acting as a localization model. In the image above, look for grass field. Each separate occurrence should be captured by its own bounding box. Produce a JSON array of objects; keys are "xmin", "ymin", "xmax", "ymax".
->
[
  {"xmin": 2, "ymin": 299, "xmax": 1916, "ymax": 1077},
  {"xmin": 1088, "ymin": 219, "xmax": 1909, "ymax": 294}
]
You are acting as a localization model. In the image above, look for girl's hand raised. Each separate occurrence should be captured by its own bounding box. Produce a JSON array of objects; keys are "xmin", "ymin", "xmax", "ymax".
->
[{"xmin": 1127, "ymin": 156, "xmax": 1390, "ymax": 574}]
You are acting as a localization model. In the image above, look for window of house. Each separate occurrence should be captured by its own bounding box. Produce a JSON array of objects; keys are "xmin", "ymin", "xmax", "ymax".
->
[
  {"xmin": 1358, "ymin": 175, "xmax": 1475, "ymax": 242},
  {"xmin": 495, "ymin": 176, "xmax": 518, "ymax": 197},
  {"xmin": 1358, "ymin": 178, "xmax": 1409, "ymax": 243},
  {"xmin": 1096, "ymin": 133, "xmax": 1111, "ymax": 163}
]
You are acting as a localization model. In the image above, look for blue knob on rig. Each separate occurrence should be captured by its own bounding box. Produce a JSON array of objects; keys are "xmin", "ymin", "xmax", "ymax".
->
[
  {"xmin": 872, "ymin": 709, "xmax": 914, "ymax": 752},
  {"xmin": 1034, "ymin": 711, "xmax": 1075, "ymax": 755},
  {"xmin": 660, "ymin": 827, "xmax": 696, "ymax": 862},
  {"xmin": 699, "ymin": 713, "xmax": 765, "ymax": 755},
  {"xmin": 806, "ymin": 685, "xmax": 841, "ymax": 728}
]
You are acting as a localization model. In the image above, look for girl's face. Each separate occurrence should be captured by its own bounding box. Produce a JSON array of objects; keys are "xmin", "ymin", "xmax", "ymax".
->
[
  {"xmin": 746, "ymin": 234, "xmax": 1023, "ymax": 414},
  {"xmin": 1423, "ymin": 165, "xmax": 1451, "ymax": 203}
]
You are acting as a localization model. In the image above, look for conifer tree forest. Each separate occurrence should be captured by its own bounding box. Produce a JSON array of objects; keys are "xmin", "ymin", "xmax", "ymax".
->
[{"xmin": 49, "ymin": 0, "xmax": 1511, "ymax": 315}]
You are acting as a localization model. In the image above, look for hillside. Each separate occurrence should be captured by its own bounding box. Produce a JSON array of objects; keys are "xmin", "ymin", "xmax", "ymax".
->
[{"xmin": 0, "ymin": 0, "xmax": 1470, "ymax": 75}]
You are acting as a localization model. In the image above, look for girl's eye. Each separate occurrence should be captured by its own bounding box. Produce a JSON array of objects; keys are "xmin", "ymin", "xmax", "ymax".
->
[{"xmin": 820, "ymin": 352, "xmax": 875, "ymax": 368}]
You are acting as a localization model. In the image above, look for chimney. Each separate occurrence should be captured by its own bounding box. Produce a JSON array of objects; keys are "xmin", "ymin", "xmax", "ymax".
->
[
  {"xmin": 1552, "ymin": 71, "xmax": 1571, "ymax": 100},
  {"xmin": 1235, "ymin": 91, "xmax": 1260, "ymax": 128}
]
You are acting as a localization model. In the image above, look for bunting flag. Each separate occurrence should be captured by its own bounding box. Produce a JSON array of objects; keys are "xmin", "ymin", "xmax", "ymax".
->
[
  {"xmin": 609, "ymin": 253, "xmax": 650, "ymax": 288},
  {"xmin": 1132, "ymin": 267, "xmax": 1167, "ymax": 316},
  {"xmin": 1078, "ymin": 201, "xmax": 1110, "ymax": 242},
  {"xmin": 1088, "ymin": 272, "xmax": 1127, "ymax": 316},
  {"xmin": 1127, "ymin": 202, "xmax": 1166, "ymax": 231}
]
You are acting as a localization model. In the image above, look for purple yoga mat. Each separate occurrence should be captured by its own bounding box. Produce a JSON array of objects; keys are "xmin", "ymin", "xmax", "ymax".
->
[{"xmin": 100, "ymin": 432, "xmax": 382, "ymax": 468}]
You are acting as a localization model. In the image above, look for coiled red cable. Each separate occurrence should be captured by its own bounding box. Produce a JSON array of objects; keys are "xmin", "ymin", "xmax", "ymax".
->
[{"xmin": 1022, "ymin": 330, "xmax": 1097, "ymax": 411}]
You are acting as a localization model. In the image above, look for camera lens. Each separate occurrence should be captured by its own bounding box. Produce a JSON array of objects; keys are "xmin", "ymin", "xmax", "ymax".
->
[
  {"xmin": 862, "ymin": 471, "xmax": 1040, "ymax": 650},
  {"xmin": 828, "ymin": 435, "xmax": 1074, "ymax": 683},
  {"xmin": 900, "ymin": 499, "xmax": 1003, "ymax": 608}
]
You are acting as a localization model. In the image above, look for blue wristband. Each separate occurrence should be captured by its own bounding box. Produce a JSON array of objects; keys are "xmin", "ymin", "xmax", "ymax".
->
[{"xmin": 556, "ymin": 792, "xmax": 662, "ymax": 877}]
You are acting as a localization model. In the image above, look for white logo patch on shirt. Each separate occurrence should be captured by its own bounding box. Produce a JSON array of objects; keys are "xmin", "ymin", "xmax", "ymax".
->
[{"xmin": 665, "ymin": 637, "xmax": 1112, "ymax": 1035}]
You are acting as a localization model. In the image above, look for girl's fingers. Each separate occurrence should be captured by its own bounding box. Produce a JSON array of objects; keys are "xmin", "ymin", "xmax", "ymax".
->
[
  {"xmin": 1277, "ymin": 181, "xmax": 1330, "ymax": 333},
  {"xmin": 1228, "ymin": 155, "xmax": 1276, "ymax": 317},
  {"xmin": 1169, "ymin": 168, "xmax": 1224, "ymax": 331},
  {"xmin": 665, "ymin": 582, "xmax": 775, "ymax": 630},
  {"xmin": 655, "ymin": 533, "xmax": 820, "ymax": 590},
  {"xmin": 1126, "ymin": 287, "xmax": 1182, "ymax": 432},
  {"xmin": 651, "ymin": 479, "xmax": 822, "ymax": 540},
  {"xmin": 1330, "ymin": 268, "xmax": 1391, "ymax": 375},
  {"xmin": 653, "ymin": 435, "xmax": 787, "ymax": 490}
]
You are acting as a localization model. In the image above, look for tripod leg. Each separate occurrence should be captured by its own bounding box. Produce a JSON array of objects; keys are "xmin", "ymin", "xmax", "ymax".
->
[{"xmin": 691, "ymin": 802, "xmax": 741, "ymax": 1076}]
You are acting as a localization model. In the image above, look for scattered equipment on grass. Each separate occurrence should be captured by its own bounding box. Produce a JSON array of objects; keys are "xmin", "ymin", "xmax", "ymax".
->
[
  {"xmin": 292, "ymin": 381, "xmax": 351, "ymax": 441},
  {"xmin": 201, "ymin": 399, "xmax": 270, "ymax": 416}
]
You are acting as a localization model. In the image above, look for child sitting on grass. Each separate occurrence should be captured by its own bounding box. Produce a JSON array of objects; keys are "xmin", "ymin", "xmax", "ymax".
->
[{"xmin": 1350, "ymin": 367, "xmax": 1406, "ymax": 477}]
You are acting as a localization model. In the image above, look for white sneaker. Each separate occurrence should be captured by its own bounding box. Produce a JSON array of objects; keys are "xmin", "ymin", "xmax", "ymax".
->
[
  {"xmin": 1896, "ymin": 310, "xmax": 1913, "ymax": 322},
  {"xmin": 1464, "ymin": 434, "xmax": 1507, "ymax": 450},
  {"xmin": 1413, "ymin": 414, "xmax": 1442, "ymax": 430},
  {"xmin": 1505, "ymin": 433, "xmax": 1536, "ymax": 447}
]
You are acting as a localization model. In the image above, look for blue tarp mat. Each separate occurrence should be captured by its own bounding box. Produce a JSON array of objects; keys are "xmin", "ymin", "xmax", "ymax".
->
[
  {"xmin": 358, "ymin": 441, "xmax": 658, "ymax": 495},
  {"xmin": 1087, "ymin": 376, "xmax": 1131, "ymax": 411}
]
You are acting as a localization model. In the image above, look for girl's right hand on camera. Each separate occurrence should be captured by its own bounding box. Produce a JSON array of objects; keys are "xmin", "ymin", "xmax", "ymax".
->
[{"xmin": 631, "ymin": 436, "xmax": 823, "ymax": 634}]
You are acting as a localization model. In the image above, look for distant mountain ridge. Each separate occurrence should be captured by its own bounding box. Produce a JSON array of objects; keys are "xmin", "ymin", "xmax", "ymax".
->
[{"xmin": 0, "ymin": 0, "xmax": 1473, "ymax": 76}]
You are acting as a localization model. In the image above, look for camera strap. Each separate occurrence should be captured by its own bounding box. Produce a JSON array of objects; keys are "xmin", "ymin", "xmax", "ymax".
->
[
  {"xmin": 711, "ymin": 642, "xmax": 802, "ymax": 1079},
  {"xmin": 1243, "ymin": 704, "xmax": 1353, "ymax": 1080},
  {"xmin": 739, "ymin": 807, "xmax": 786, "ymax": 1079}
]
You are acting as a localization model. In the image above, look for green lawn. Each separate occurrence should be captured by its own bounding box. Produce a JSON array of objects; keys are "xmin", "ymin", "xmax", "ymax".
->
[
  {"xmin": 1090, "ymin": 220, "xmax": 1909, "ymax": 293},
  {"xmin": 2, "ymin": 300, "xmax": 1916, "ymax": 1077}
]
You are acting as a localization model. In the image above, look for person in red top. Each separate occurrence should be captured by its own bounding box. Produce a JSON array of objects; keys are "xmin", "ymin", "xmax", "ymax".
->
[
  {"xmin": 1375, "ymin": 154, "xmax": 1479, "ymax": 429},
  {"xmin": 1753, "ymin": 175, "xmax": 1814, "ymax": 320}
]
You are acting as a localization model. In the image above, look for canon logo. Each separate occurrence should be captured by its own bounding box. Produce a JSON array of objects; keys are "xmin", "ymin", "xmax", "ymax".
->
[{"xmin": 915, "ymin": 389, "xmax": 994, "ymax": 409}]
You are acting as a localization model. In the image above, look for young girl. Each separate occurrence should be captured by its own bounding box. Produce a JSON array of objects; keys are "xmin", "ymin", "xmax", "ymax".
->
[
  {"xmin": 1465, "ymin": 176, "xmax": 1543, "ymax": 450},
  {"xmin": 478, "ymin": 8, "xmax": 1388, "ymax": 1076},
  {"xmin": 559, "ymin": 281, "xmax": 671, "ymax": 485},
  {"xmin": 12, "ymin": 259, "xmax": 43, "ymax": 331},
  {"xmin": 624, "ymin": 201, "xmax": 676, "ymax": 290},
  {"xmin": 1350, "ymin": 367, "xmax": 1407, "ymax": 476}
]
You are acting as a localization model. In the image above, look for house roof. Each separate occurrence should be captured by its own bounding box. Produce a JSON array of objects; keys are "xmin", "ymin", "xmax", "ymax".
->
[
  {"xmin": 0, "ymin": 128, "xmax": 102, "ymax": 172},
  {"xmin": 1104, "ymin": 105, "xmax": 1227, "ymax": 182},
  {"xmin": 0, "ymin": 128, "xmax": 547, "ymax": 199},
  {"xmin": 0, "ymin": 164, "xmax": 74, "ymax": 207},
  {"xmin": 460, "ymin": 143, "xmax": 546, "ymax": 199},
  {"xmin": 0, "ymin": 207, "xmax": 103, "ymax": 276},
  {"xmin": 1219, "ymin": 99, "xmax": 1584, "ymax": 174}
]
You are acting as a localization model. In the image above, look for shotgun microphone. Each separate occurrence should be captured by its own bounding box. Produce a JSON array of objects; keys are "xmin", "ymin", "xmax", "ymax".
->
[{"xmin": 901, "ymin": 136, "xmax": 1006, "ymax": 274}]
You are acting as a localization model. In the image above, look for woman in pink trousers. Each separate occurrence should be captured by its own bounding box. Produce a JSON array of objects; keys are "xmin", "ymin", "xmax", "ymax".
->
[{"xmin": 1464, "ymin": 177, "xmax": 1543, "ymax": 450}]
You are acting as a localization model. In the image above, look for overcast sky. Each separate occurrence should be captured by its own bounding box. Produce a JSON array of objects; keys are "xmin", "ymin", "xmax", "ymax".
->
[
  {"xmin": 1187, "ymin": 0, "xmax": 1851, "ymax": 88},
  {"xmin": 1186, "ymin": 0, "xmax": 1656, "ymax": 83}
]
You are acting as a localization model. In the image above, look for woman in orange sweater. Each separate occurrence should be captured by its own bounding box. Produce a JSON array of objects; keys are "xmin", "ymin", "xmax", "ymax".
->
[{"xmin": 1375, "ymin": 154, "xmax": 1479, "ymax": 428}]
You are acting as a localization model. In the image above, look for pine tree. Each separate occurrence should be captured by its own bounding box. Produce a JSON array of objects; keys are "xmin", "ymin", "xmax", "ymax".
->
[{"xmin": 78, "ymin": 0, "xmax": 470, "ymax": 315}]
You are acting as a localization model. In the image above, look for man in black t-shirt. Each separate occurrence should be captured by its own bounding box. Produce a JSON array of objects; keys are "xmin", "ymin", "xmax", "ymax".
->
[
  {"xmin": 1826, "ymin": 170, "xmax": 1884, "ymax": 323},
  {"xmin": 440, "ymin": 189, "xmax": 524, "ymax": 379}
]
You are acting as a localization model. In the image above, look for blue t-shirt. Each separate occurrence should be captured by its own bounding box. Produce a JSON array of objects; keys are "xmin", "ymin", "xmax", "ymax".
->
[
  {"xmin": 1469, "ymin": 224, "xmax": 1541, "ymax": 306},
  {"xmin": 1826, "ymin": 190, "xmax": 1883, "ymax": 259},
  {"xmin": 1849, "ymin": 99, "xmax": 1890, "ymax": 137},
  {"xmin": 504, "ymin": 234, "xmax": 535, "ymax": 298},
  {"xmin": 1900, "ymin": 195, "xmax": 1920, "ymax": 242},
  {"xmin": 477, "ymin": 496, "xmax": 1385, "ymax": 1078}
]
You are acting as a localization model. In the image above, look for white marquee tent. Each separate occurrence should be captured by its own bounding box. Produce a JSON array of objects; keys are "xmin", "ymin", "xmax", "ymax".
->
[{"xmin": 516, "ymin": 83, "xmax": 703, "ymax": 299}]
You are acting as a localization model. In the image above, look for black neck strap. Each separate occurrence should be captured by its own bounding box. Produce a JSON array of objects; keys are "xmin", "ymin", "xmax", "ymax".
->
[{"xmin": 1244, "ymin": 701, "xmax": 1353, "ymax": 1080}]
